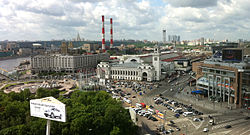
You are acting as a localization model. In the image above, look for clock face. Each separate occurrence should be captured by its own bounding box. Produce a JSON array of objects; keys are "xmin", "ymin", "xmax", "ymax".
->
[{"xmin": 154, "ymin": 57, "xmax": 157, "ymax": 61}]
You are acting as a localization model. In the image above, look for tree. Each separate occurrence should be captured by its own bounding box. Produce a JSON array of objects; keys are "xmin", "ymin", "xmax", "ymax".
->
[
  {"xmin": 0, "ymin": 90, "xmax": 137, "ymax": 135},
  {"xmin": 110, "ymin": 126, "xmax": 120, "ymax": 135}
]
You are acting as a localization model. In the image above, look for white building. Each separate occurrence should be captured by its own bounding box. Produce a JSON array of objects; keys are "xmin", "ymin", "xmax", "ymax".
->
[
  {"xmin": 97, "ymin": 45, "xmax": 174, "ymax": 82},
  {"xmin": 31, "ymin": 53, "xmax": 109, "ymax": 73}
]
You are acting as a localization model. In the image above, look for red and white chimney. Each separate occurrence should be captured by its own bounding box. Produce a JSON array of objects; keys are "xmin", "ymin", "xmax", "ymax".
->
[
  {"xmin": 110, "ymin": 18, "xmax": 113, "ymax": 48},
  {"xmin": 102, "ymin": 15, "xmax": 105, "ymax": 50}
]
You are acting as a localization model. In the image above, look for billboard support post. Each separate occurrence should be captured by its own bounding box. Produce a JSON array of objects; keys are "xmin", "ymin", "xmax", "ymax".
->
[{"xmin": 46, "ymin": 120, "xmax": 51, "ymax": 135}]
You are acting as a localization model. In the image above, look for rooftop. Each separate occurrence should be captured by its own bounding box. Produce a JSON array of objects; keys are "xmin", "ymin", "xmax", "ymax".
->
[{"xmin": 111, "ymin": 62, "xmax": 142, "ymax": 68}]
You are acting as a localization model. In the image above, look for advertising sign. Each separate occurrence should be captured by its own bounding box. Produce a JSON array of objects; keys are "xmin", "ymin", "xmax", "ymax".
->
[
  {"xmin": 30, "ymin": 97, "xmax": 66, "ymax": 122},
  {"xmin": 222, "ymin": 49, "xmax": 243, "ymax": 62}
]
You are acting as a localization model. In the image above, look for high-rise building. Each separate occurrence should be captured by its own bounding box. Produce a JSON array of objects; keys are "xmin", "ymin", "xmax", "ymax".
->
[
  {"xmin": 163, "ymin": 30, "xmax": 166, "ymax": 43},
  {"xmin": 168, "ymin": 35, "xmax": 180, "ymax": 43},
  {"xmin": 200, "ymin": 37, "xmax": 205, "ymax": 45},
  {"xmin": 76, "ymin": 33, "xmax": 81, "ymax": 41}
]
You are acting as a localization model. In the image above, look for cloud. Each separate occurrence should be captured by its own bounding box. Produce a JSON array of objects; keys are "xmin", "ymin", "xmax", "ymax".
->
[
  {"xmin": 0, "ymin": 0, "xmax": 249, "ymax": 41},
  {"xmin": 164, "ymin": 0, "xmax": 218, "ymax": 8}
]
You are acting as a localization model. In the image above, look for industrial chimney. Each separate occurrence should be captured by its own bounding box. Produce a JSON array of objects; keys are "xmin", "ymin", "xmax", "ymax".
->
[
  {"xmin": 110, "ymin": 18, "xmax": 113, "ymax": 48},
  {"xmin": 102, "ymin": 15, "xmax": 105, "ymax": 50}
]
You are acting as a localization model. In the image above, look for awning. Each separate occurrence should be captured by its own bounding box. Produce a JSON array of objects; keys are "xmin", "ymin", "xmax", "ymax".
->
[{"xmin": 191, "ymin": 90, "xmax": 204, "ymax": 94}]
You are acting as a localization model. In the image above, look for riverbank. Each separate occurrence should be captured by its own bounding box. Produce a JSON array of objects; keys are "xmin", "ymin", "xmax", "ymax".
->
[
  {"xmin": 0, "ymin": 55, "xmax": 31, "ymax": 61},
  {"xmin": 0, "ymin": 56, "xmax": 31, "ymax": 72}
]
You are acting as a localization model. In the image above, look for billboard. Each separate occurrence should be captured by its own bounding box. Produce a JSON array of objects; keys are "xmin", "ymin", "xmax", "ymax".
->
[
  {"xmin": 222, "ymin": 49, "xmax": 243, "ymax": 62},
  {"xmin": 30, "ymin": 97, "xmax": 66, "ymax": 122}
]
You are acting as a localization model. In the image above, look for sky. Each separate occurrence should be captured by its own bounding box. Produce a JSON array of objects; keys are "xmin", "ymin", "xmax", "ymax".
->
[{"xmin": 0, "ymin": 0, "xmax": 250, "ymax": 41}]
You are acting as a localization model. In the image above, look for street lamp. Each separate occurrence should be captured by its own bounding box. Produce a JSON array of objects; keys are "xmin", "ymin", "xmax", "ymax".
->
[{"xmin": 182, "ymin": 124, "xmax": 187, "ymax": 135}]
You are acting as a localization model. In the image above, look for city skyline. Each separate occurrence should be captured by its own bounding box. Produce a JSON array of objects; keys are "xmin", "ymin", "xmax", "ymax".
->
[{"xmin": 0, "ymin": 0, "xmax": 250, "ymax": 41}]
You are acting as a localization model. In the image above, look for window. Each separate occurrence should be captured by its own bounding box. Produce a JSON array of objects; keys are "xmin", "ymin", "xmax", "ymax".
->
[
  {"xmin": 202, "ymin": 68, "xmax": 207, "ymax": 72},
  {"xmin": 221, "ymin": 71, "xmax": 226, "ymax": 75},
  {"xmin": 209, "ymin": 69, "xmax": 214, "ymax": 73},
  {"xmin": 216, "ymin": 70, "xmax": 220, "ymax": 74}
]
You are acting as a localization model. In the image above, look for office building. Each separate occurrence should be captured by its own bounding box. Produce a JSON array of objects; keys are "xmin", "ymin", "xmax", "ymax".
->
[
  {"xmin": 193, "ymin": 48, "xmax": 250, "ymax": 108},
  {"xmin": 31, "ymin": 53, "xmax": 109, "ymax": 73},
  {"xmin": 168, "ymin": 35, "xmax": 180, "ymax": 43},
  {"xmin": 82, "ymin": 44, "xmax": 100, "ymax": 52}
]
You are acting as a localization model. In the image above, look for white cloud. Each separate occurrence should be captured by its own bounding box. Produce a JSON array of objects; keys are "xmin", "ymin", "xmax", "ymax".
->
[
  {"xmin": 163, "ymin": 0, "xmax": 218, "ymax": 8},
  {"xmin": 0, "ymin": 0, "xmax": 249, "ymax": 41}
]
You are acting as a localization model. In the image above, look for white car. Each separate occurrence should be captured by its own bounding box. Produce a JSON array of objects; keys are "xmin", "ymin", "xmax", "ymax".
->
[
  {"xmin": 125, "ymin": 99, "xmax": 131, "ymax": 104},
  {"xmin": 203, "ymin": 128, "xmax": 209, "ymax": 132},
  {"xmin": 44, "ymin": 108, "xmax": 62, "ymax": 119},
  {"xmin": 193, "ymin": 118, "xmax": 200, "ymax": 122}
]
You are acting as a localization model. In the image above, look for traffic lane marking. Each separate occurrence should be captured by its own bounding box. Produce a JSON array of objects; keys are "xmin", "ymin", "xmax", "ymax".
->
[{"xmin": 240, "ymin": 129, "xmax": 250, "ymax": 135}]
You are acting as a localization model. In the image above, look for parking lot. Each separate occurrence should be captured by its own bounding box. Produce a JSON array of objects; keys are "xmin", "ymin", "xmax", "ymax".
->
[{"xmin": 104, "ymin": 73, "xmax": 250, "ymax": 135}]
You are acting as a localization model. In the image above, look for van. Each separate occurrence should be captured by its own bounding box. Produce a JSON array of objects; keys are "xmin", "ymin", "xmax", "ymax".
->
[
  {"xmin": 183, "ymin": 112, "xmax": 193, "ymax": 117},
  {"xmin": 174, "ymin": 108, "xmax": 182, "ymax": 113},
  {"xmin": 126, "ymin": 100, "xmax": 131, "ymax": 104},
  {"xmin": 136, "ymin": 103, "xmax": 142, "ymax": 108}
]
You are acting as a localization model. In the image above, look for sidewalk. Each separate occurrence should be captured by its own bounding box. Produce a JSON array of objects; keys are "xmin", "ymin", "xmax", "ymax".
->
[{"xmin": 175, "ymin": 85, "xmax": 247, "ymax": 115}]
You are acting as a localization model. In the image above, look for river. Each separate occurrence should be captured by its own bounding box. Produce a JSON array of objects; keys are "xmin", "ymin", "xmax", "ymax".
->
[{"xmin": 0, "ymin": 57, "xmax": 30, "ymax": 72}]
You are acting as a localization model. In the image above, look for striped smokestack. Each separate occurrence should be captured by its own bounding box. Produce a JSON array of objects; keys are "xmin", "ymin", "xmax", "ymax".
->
[
  {"xmin": 102, "ymin": 15, "xmax": 105, "ymax": 50},
  {"xmin": 110, "ymin": 18, "xmax": 113, "ymax": 48}
]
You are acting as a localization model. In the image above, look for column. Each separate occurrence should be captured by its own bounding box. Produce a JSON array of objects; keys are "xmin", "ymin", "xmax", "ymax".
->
[
  {"xmin": 227, "ymin": 78, "xmax": 230, "ymax": 106},
  {"xmin": 223, "ymin": 78, "xmax": 226, "ymax": 102},
  {"xmin": 215, "ymin": 76, "xmax": 218, "ymax": 97},
  {"xmin": 219, "ymin": 76, "xmax": 222, "ymax": 98}
]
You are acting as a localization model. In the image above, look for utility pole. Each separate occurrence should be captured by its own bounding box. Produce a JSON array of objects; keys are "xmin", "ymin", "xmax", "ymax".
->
[{"xmin": 79, "ymin": 72, "xmax": 82, "ymax": 91}]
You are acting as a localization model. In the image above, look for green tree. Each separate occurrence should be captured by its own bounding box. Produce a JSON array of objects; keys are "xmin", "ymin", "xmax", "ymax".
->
[
  {"xmin": 110, "ymin": 126, "xmax": 120, "ymax": 135},
  {"xmin": 0, "ymin": 90, "xmax": 137, "ymax": 135}
]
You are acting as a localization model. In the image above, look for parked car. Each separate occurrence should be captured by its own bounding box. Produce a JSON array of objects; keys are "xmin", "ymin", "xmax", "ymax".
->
[
  {"xmin": 170, "ymin": 120, "xmax": 175, "ymax": 124},
  {"xmin": 174, "ymin": 114, "xmax": 180, "ymax": 118},
  {"xmin": 175, "ymin": 127, "xmax": 180, "ymax": 131},
  {"xmin": 203, "ymin": 128, "xmax": 209, "ymax": 132},
  {"xmin": 167, "ymin": 129, "xmax": 174, "ymax": 133},
  {"xmin": 225, "ymin": 125, "xmax": 232, "ymax": 129},
  {"xmin": 148, "ymin": 116, "xmax": 158, "ymax": 121},
  {"xmin": 193, "ymin": 118, "xmax": 201, "ymax": 122}
]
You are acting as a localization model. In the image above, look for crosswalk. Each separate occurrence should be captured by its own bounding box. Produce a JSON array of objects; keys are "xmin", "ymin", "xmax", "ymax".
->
[
  {"xmin": 212, "ymin": 118, "xmax": 248, "ymax": 130},
  {"xmin": 202, "ymin": 113, "xmax": 222, "ymax": 118}
]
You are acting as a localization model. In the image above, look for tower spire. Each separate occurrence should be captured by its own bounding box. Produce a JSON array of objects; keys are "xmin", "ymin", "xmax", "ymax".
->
[{"xmin": 76, "ymin": 32, "xmax": 81, "ymax": 41}]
